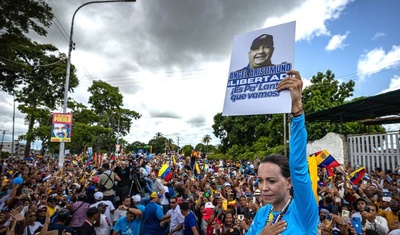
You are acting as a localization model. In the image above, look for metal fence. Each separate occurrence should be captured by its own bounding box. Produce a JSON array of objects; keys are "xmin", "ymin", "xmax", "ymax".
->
[{"xmin": 347, "ymin": 132, "xmax": 400, "ymax": 173}]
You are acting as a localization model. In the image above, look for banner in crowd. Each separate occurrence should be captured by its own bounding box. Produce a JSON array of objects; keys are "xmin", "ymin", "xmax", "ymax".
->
[
  {"xmin": 308, "ymin": 154, "xmax": 319, "ymax": 203},
  {"xmin": 314, "ymin": 149, "xmax": 340, "ymax": 176},
  {"xmin": 51, "ymin": 113, "xmax": 73, "ymax": 142},
  {"xmin": 347, "ymin": 167, "xmax": 366, "ymax": 185},
  {"xmin": 159, "ymin": 163, "xmax": 172, "ymax": 182},
  {"xmin": 222, "ymin": 21, "xmax": 296, "ymax": 116},
  {"xmin": 308, "ymin": 149, "xmax": 340, "ymax": 203}
]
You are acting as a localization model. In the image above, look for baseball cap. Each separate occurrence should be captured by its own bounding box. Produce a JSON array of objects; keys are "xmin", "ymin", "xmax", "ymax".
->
[
  {"xmin": 150, "ymin": 192, "xmax": 162, "ymax": 198},
  {"xmin": 223, "ymin": 182, "xmax": 231, "ymax": 187},
  {"xmin": 250, "ymin": 34, "xmax": 274, "ymax": 50},
  {"xmin": 37, "ymin": 205, "xmax": 47, "ymax": 211},
  {"xmin": 204, "ymin": 202, "xmax": 215, "ymax": 209},
  {"xmin": 48, "ymin": 196, "xmax": 57, "ymax": 202},
  {"xmin": 97, "ymin": 203, "xmax": 108, "ymax": 208},
  {"xmin": 94, "ymin": 192, "xmax": 104, "ymax": 200},
  {"xmin": 382, "ymin": 197, "xmax": 392, "ymax": 203},
  {"xmin": 132, "ymin": 195, "xmax": 141, "ymax": 203},
  {"xmin": 202, "ymin": 208, "xmax": 213, "ymax": 221},
  {"xmin": 253, "ymin": 189, "xmax": 261, "ymax": 196}
]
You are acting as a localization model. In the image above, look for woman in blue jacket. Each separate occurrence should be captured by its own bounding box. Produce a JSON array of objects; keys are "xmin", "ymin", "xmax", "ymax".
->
[{"xmin": 246, "ymin": 70, "xmax": 318, "ymax": 235}]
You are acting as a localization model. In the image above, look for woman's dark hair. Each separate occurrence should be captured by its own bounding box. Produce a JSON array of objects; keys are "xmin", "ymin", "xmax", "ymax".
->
[
  {"xmin": 261, "ymin": 154, "xmax": 294, "ymax": 197},
  {"xmin": 221, "ymin": 210, "xmax": 234, "ymax": 225},
  {"xmin": 261, "ymin": 154, "xmax": 290, "ymax": 178}
]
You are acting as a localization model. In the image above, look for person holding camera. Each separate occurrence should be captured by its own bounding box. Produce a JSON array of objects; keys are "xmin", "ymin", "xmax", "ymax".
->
[{"xmin": 363, "ymin": 203, "xmax": 389, "ymax": 235}]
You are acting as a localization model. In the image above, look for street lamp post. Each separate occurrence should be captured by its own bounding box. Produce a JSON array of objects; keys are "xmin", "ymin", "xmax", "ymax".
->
[{"xmin": 59, "ymin": 0, "xmax": 136, "ymax": 170}]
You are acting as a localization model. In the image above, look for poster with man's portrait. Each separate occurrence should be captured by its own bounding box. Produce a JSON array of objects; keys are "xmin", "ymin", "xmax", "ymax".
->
[
  {"xmin": 222, "ymin": 21, "xmax": 296, "ymax": 116},
  {"xmin": 51, "ymin": 113, "xmax": 73, "ymax": 142}
]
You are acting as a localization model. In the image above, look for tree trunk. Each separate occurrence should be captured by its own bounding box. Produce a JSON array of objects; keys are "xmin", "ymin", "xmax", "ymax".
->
[{"xmin": 24, "ymin": 116, "xmax": 35, "ymax": 158}]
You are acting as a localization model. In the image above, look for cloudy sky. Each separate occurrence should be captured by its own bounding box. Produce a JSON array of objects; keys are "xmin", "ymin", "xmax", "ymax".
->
[{"xmin": 1, "ymin": 0, "xmax": 400, "ymax": 149}]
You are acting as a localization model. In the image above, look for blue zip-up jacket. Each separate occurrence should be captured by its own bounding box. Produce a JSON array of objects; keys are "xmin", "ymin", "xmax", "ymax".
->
[{"xmin": 247, "ymin": 114, "xmax": 318, "ymax": 235}]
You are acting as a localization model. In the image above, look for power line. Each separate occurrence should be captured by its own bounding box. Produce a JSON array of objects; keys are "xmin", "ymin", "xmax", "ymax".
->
[
  {"xmin": 81, "ymin": 64, "xmax": 93, "ymax": 83},
  {"xmin": 76, "ymin": 61, "xmax": 400, "ymax": 88},
  {"xmin": 52, "ymin": 22, "xmax": 69, "ymax": 43},
  {"xmin": 0, "ymin": 55, "xmax": 66, "ymax": 67},
  {"xmin": 78, "ymin": 69, "xmax": 211, "ymax": 85},
  {"xmin": 334, "ymin": 60, "xmax": 400, "ymax": 81},
  {"xmin": 53, "ymin": 15, "xmax": 69, "ymax": 39}
]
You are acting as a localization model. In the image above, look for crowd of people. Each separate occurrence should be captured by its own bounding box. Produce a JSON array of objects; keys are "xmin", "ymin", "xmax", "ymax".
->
[{"xmin": 0, "ymin": 70, "xmax": 398, "ymax": 235}]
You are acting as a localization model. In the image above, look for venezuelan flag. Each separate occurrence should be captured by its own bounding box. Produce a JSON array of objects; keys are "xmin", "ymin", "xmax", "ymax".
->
[
  {"xmin": 347, "ymin": 167, "xmax": 366, "ymax": 185},
  {"xmin": 316, "ymin": 150, "xmax": 340, "ymax": 177},
  {"xmin": 307, "ymin": 153, "xmax": 319, "ymax": 204},
  {"xmin": 110, "ymin": 152, "xmax": 116, "ymax": 161},
  {"xmin": 85, "ymin": 152, "xmax": 93, "ymax": 166},
  {"xmin": 158, "ymin": 163, "xmax": 173, "ymax": 182},
  {"xmin": 172, "ymin": 155, "xmax": 177, "ymax": 166},
  {"xmin": 195, "ymin": 162, "xmax": 201, "ymax": 174}
]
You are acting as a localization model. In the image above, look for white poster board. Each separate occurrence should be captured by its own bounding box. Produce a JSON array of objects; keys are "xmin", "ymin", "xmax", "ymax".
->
[{"xmin": 222, "ymin": 21, "xmax": 296, "ymax": 116}]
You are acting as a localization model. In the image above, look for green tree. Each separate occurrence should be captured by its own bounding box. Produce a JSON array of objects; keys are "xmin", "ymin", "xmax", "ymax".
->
[
  {"xmin": 88, "ymin": 80, "xmax": 141, "ymax": 153},
  {"xmin": 195, "ymin": 143, "xmax": 205, "ymax": 152},
  {"xmin": 125, "ymin": 141, "xmax": 146, "ymax": 154},
  {"xmin": 15, "ymin": 44, "xmax": 79, "ymax": 157},
  {"xmin": 211, "ymin": 70, "xmax": 385, "ymax": 159},
  {"xmin": 148, "ymin": 132, "xmax": 168, "ymax": 154},
  {"xmin": 181, "ymin": 144, "xmax": 194, "ymax": 157},
  {"xmin": 0, "ymin": 0, "xmax": 54, "ymax": 92},
  {"xmin": 212, "ymin": 114, "xmax": 274, "ymax": 154},
  {"xmin": 303, "ymin": 70, "xmax": 384, "ymax": 140},
  {"xmin": 202, "ymin": 134, "xmax": 212, "ymax": 154},
  {"xmin": 65, "ymin": 101, "xmax": 99, "ymax": 155},
  {"xmin": 165, "ymin": 138, "xmax": 175, "ymax": 153}
]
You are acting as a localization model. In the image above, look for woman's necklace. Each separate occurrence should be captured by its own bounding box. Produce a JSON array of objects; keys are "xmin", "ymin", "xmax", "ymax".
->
[{"xmin": 265, "ymin": 197, "xmax": 292, "ymax": 225}]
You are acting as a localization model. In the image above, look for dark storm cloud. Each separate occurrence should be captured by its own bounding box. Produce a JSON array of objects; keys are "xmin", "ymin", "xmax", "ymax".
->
[
  {"xmin": 187, "ymin": 116, "xmax": 206, "ymax": 128},
  {"xmin": 44, "ymin": 0, "xmax": 302, "ymax": 71},
  {"xmin": 149, "ymin": 110, "xmax": 181, "ymax": 119}
]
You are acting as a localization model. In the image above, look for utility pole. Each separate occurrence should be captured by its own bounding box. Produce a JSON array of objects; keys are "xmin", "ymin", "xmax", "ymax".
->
[
  {"xmin": 59, "ymin": 0, "xmax": 136, "ymax": 171},
  {"xmin": 177, "ymin": 136, "xmax": 180, "ymax": 154},
  {"xmin": 0, "ymin": 130, "xmax": 9, "ymax": 158},
  {"xmin": 11, "ymin": 94, "xmax": 16, "ymax": 157}
]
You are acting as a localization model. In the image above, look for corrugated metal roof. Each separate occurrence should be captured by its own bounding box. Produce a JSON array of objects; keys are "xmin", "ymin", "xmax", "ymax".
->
[{"xmin": 306, "ymin": 89, "xmax": 400, "ymax": 123}]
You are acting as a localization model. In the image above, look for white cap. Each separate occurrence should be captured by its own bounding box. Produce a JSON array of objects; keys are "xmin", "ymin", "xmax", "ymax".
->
[
  {"xmin": 382, "ymin": 197, "xmax": 392, "ymax": 203},
  {"xmin": 205, "ymin": 202, "xmax": 215, "ymax": 209},
  {"xmin": 223, "ymin": 182, "xmax": 231, "ymax": 187},
  {"xmin": 94, "ymin": 191, "xmax": 103, "ymax": 200},
  {"xmin": 132, "ymin": 194, "xmax": 141, "ymax": 203}
]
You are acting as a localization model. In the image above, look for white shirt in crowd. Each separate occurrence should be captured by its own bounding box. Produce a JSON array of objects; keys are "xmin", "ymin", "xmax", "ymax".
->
[
  {"xmin": 166, "ymin": 205, "xmax": 185, "ymax": 235},
  {"xmin": 95, "ymin": 213, "xmax": 112, "ymax": 235},
  {"xmin": 161, "ymin": 186, "xmax": 169, "ymax": 205},
  {"xmin": 90, "ymin": 200, "xmax": 115, "ymax": 225},
  {"xmin": 364, "ymin": 215, "xmax": 389, "ymax": 235}
]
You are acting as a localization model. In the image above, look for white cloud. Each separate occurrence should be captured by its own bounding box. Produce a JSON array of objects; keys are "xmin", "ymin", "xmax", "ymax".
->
[
  {"xmin": 325, "ymin": 31, "xmax": 349, "ymax": 51},
  {"xmin": 263, "ymin": 0, "xmax": 354, "ymax": 41},
  {"xmin": 2, "ymin": 0, "xmax": 357, "ymax": 150},
  {"xmin": 377, "ymin": 75, "xmax": 400, "ymax": 94},
  {"xmin": 372, "ymin": 32, "xmax": 385, "ymax": 41},
  {"xmin": 357, "ymin": 45, "xmax": 400, "ymax": 80}
]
